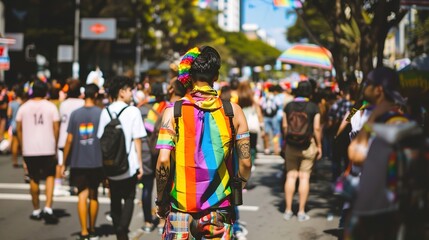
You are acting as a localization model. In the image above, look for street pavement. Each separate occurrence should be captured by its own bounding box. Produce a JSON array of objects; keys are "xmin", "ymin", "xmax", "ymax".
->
[{"xmin": 0, "ymin": 153, "xmax": 341, "ymax": 240}]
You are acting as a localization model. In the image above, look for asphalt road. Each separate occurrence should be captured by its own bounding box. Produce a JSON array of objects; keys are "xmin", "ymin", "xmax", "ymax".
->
[{"xmin": 0, "ymin": 153, "xmax": 341, "ymax": 240}]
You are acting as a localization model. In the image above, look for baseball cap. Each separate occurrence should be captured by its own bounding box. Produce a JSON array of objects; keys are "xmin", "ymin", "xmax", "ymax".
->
[{"xmin": 365, "ymin": 67, "xmax": 406, "ymax": 105}]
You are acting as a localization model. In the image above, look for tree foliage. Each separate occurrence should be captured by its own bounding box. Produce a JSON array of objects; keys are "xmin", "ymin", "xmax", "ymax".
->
[{"xmin": 286, "ymin": 0, "xmax": 408, "ymax": 81}]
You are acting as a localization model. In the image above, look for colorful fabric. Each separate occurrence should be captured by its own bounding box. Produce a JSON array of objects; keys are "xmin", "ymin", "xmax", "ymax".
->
[
  {"xmin": 144, "ymin": 101, "xmax": 168, "ymax": 132},
  {"xmin": 156, "ymin": 85, "xmax": 235, "ymax": 213},
  {"xmin": 163, "ymin": 210, "xmax": 233, "ymax": 240},
  {"xmin": 178, "ymin": 47, "xmax": 201, "ymax": 89}
]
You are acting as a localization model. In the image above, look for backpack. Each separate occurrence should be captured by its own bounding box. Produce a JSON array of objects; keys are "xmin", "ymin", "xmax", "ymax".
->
[
  {"xmin": 286, "ymin": 102, "xmax": 312, "ymax": 148},
  {"xmin": 261, "ymin": 95, "xmax": 279, "ymax": 118},
  {"xmin": 100, "ymin": 106, "xmax": 130, "ymax": 177}
]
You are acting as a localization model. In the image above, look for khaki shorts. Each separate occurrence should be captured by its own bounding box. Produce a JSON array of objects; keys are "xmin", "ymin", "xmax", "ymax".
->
[{"xmin": 285, "ymin": 139, "xmax": 317, "ymax": 172}]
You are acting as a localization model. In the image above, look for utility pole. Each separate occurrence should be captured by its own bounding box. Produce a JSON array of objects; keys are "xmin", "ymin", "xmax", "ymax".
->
[
  {"xmin": 135, "ymin": 19, "xmax": 142, "ymax": 83},
  {"xmin": 73, "ymin": 0, "xmax": 80, "ymax": 79}
]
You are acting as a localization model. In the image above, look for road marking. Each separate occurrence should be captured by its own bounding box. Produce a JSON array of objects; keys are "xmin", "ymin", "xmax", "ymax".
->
[
  {"xmin": 238, "ymin": 205, "xmax": 259, "ymax": 211},
  {"xmin": 0, "ymin": 193, "xmax": 112, "ymax": 204},
  {"xmin": 255, "ymin": 158, "xmax": 283, "ymax": 164},
  {"xmin": 0, "ymin": 193, "xmax": 260, "ymax": 211}
]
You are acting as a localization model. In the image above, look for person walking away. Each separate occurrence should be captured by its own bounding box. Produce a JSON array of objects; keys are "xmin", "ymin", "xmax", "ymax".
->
[
  {"xmin": 327, "ymin": 87, "xmax": 353, "ymax": 182},
  {"xmin": 16, "ymin": 80, "xmax": 60, "ymax": 224},
  {"xmin": 62, "ymin": 84, "xmax": 103, "ymax": 240},
  {"xmin": 137, "ymin": 82, "xmax": 169, "ymax": 234},
  {"xmin": 237, "ymin": 81, "xmax": 264, "ymax": 173},
  {"xmin": 0, "ymin": 83, "xmax": 9, "ymax": 142},
  {"xmin": 282, "ymin": 80, "xmax": 322, "ymax": 221},
  {"xmin": 261, "ymin": 86, "xmax": 281, "ymax": 155},
  {"xmin": 155, "ymin": 46, "xmax": 252, "ymax": 239},
  {"xmin": 97, "ymin": 76, "xmax": 146, "ymax": 240},
  {"xmin": 57, "ymin": 78, "xmax": 84, "ymax": 196},
  {"xmin": 7, "ymin": 85, "xmax": 24, "ymax": 168}
]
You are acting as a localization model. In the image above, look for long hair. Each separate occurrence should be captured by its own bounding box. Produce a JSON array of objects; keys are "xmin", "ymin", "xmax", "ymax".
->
[{"xmin": 237, "ymin": 81, "xmax": 255, "ymax": 108}]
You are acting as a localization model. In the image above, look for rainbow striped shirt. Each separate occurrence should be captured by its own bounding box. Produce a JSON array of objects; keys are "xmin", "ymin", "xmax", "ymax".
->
[{"xmin": 156, "ymin": 92, "xmax": 234, "ymax": 213}]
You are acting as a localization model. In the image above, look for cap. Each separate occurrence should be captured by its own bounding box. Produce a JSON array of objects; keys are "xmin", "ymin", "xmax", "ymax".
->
[{"xmin": 366, "ymin": 67, "xmax": 406, "ymax": 105}]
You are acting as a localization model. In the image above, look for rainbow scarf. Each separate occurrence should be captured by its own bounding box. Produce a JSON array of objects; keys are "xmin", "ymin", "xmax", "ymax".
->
[
  {"xmin": 178, "ymin": 47, "xmax": 201, "ymax": 89},
  {"xmin": 144, "ymin": 101, "xmax": 168, "ymax": 132},
  {"xmin": 157, "ymin": 85, "xmax": 234, "ymax": 212}
]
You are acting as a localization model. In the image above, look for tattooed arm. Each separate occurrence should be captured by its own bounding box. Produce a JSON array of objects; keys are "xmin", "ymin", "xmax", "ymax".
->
[
  {"xmin": 155, "ymin": 107, "xmax": 174, "ymax": 218},
  {"xmin": 232, "ymin": 103, "xmax": 252, "ymax": 189}
]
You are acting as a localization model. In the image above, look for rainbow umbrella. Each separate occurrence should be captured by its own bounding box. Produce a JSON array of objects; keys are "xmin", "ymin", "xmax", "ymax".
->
[{"xmin": 277, "ymin": 44, "xmax": 333, "ymax": 70}]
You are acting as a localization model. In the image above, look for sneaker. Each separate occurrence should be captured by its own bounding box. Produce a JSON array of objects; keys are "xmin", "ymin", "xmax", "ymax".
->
[
  {"xmin": 24, "ymin": 174, "xmax": 30, "ymax": 184},
  {"xmin": 88, "ymin": 232, "xmax": 99, "ymax": 240},
  {"xmin": 76, "ymin": 234, "xmax": 90, "ymax": 240},
  {"xmin": 141, "ymin": 223, "xmax": 154, "ymax": 233},
  {"xmin": 29, "ymin": 212, "xmax": 43, "ymax": 221},
  {"xmin": 283, "ymin": 211, "xmax": 293, "ymax": 221},
  {"xmin": 43, "ymin": 211, "xmax": 59, "ymax": 224},
  {"xmin": 297, "ymin": 212, "xmax": 310, "ymax": 222},
  {"xmin": 105, "ymin": 213, "xmax": 112, "ymax": 222}
]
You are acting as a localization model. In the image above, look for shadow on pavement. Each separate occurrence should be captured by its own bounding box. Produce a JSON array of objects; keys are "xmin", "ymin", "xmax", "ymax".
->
[{"xmin": 254, "ymin": 157, "xmax": 343, "ymax": 219}]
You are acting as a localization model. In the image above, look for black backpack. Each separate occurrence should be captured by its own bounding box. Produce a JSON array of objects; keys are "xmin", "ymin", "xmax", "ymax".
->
[
  {"xmin": 100, "ymin": 106, "xmax": 130, "ymax": 177},
  {"xmin": 286, "ymin": 102, "xmax": 312, "ymax": 148},
  {"xmin": 261, "ymin": 95, "xmax": 279, "ymax": 118}
]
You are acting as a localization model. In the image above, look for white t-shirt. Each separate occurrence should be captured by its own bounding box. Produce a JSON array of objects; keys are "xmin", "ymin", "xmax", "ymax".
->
[
  {"xmin": 58, "ymin": 98, "xmax": 85, "ymax": 148},
  {"xmin": 97, "ymin": 101, "xmax": 147, "ymax": 180},
  {"xmin": 16, "ymin": 99, "xmax": 60, "ymax": 156}
]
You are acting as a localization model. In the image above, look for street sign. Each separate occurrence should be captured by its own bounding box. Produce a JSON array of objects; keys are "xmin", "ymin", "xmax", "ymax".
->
[
  {"xmin": 57, "ymin": 45, "xmax": 73, "ymax": 62},
  {"xmin": 5, "ymin": 33, "xmax": 24, "ymax": 51},
  {"xmin": 81, "ymin": 18, "xmax": 116, "ymax": 40},
  {"xmin": 0, "ymin": 45, "xmax": 10, "ymax": 70}
]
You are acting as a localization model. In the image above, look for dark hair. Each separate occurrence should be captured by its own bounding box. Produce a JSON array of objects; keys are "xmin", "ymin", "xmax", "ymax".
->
[
  {"xmin": 190, "ymin": 46, "xmax": 221, "ymax": 85},
  {"xmin": 230, "ymin": 78, "xmax": 240, "ymax": 90},
  {"xmin": 172, "ymin": 80, "xmax": 187, "ymax": 98},
  {"xmin": 32, "ymin": 80, "xmax": 48, "ymax": 98},
  {"xmin": 84, "ymin": 84, "xmax": 99, "ymax": 99},
  {"xmin": 12, "ymin": 84, "xmax": 24, "ymax": 99},
  {"xmin": 108, "ymin": 76, "xmax": 134, "ymax": 100},
  {"xmin": 48, "ymin": 83, "xmax": 60, "ymax": 100},
  {"xmin": 67, "ymin": 78, "xmax": 81, "ymax": 98},
  {"xmin": 295, "ymin": 81, "xmax": 313, "ymax": 98},
  {"xmin": 151, "ymin": 82, "xmax": 165, "ymax": 102}
]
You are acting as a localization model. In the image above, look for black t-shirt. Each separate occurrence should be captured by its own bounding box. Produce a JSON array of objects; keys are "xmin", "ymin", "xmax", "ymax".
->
[
  {"xmin": 284, "ymin": 100, "xmax": 320, "ymax": 136},
  {"xmin": 0, "ymin": 93, "xmax": 9, "ymax": 118}
]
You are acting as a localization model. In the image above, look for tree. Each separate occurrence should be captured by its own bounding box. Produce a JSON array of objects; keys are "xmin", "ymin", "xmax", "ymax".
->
[{"xmin": 286, "ymin": 0, "xmax": 407, "ymax": 81}]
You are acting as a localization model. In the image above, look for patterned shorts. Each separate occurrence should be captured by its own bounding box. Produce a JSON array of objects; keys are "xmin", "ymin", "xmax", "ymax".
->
[{"xmin": 163, "ymin": 209, "xmax": 233, "ymax": 240}]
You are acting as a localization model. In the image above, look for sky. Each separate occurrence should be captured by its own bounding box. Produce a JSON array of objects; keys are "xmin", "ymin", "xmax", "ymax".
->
[{"xmin": 243, "ymin": 0, "xmax": 298, "ymax": 51}]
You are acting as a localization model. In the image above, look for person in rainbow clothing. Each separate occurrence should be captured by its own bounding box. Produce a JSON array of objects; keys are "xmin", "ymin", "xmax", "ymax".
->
[{"xmin": 154, "ymin": 46, "xmax": 252, "ymax": 239}]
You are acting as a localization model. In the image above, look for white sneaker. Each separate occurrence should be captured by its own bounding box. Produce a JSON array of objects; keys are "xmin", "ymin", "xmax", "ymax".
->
[
  {"xmin": 283, "ymin": 211, "xmax": 293, "ymax": 221},
  {"xmin": 297, "ymin": 212, "xmax": 310, "ymax": 222}
]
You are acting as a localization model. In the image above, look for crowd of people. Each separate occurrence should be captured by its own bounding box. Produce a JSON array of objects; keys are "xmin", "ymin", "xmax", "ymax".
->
[{"xmin": 1, "ymin": 45, "xmax": 428, "ymax": 240}]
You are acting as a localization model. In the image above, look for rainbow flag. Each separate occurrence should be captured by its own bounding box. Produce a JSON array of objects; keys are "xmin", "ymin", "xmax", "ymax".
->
[
  {"xmin": 156, "ymin": 96, "xmax": 234, "ymax": 213},
  {"xmin": 273, "ymin": 0, "xmax": 303, "ymax": 8},
  {"xmin": 144, "ymin": 101, "xmax": 168, "ymax": 132}
]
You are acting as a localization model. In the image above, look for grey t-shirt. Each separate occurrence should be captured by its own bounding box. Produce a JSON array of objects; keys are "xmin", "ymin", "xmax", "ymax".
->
[
  {"xmin": 353, "ymin": 137, "xmax": 396, "ymax": 216},
  {"xmin": 67, "ymin": 106, "xmax": 102, "ymax": 168}
]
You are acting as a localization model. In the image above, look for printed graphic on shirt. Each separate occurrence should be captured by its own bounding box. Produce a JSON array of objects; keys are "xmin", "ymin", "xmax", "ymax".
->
[{"xmin": 79, "ymin": 122, "xmax": 95, "ymax": 145}]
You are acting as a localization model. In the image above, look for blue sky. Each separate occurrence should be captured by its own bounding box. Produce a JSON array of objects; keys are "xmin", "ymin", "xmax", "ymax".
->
[{"xmin": 243, "ymin": 0, "xmax": 298, "ymax": 50}]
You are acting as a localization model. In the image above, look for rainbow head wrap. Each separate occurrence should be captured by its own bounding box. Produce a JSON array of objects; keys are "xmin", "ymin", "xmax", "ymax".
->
[{"xmin": 178, "ymin": 47, "xmax": 201, "ymax": 89}]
